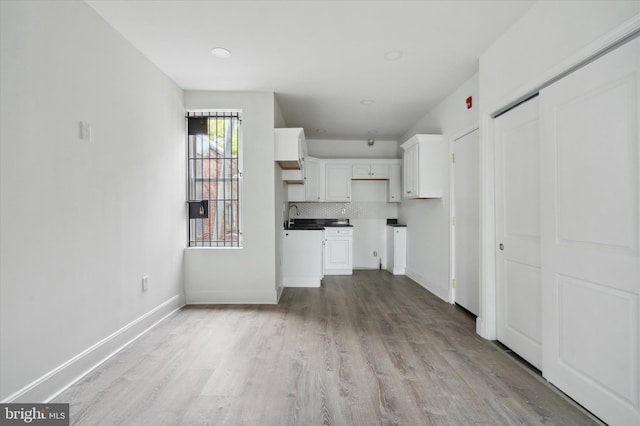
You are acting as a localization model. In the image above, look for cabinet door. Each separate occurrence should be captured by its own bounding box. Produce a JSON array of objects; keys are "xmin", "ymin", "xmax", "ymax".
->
[
  {"xmin": 387, "ymin": 164, "xmax": 401, "ymax": 202},
  {"xmin": 403, "ymin": 144, "xmax": 418, "ymax": 198},
  {"xmin": 351, "ymin": 164, "xmax": 371, "ymax": 179},
  {"xmin": 386, "ymin": 227, "xmax": 395, "ymax": 272},
  {"xmin": 370, "ymin": 164, "xmax": 389, "ymax": 179},
  {"xmin": 304, "ymin": 158, "xmax": 323, "ymax": 201},
  {"xmin": 394, "ymin": 228, "xmax": 406, "ymax": 271},
  {"xmin": 324, "ymin": 239, "xmax": 352, "ymax": 272},
  {"xmin": 325, "ymin": 164, "xmax": 351, "ymax": 202}
]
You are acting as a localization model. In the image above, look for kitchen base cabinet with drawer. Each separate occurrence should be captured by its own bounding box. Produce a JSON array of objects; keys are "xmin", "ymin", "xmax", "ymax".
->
[
  {"xmin": 283, "ymin": 229, "xmax": 324, "ymax": 287},
  {"xmin": 324, "ymin": 227, "xmax": 353, "ymax": 275}
]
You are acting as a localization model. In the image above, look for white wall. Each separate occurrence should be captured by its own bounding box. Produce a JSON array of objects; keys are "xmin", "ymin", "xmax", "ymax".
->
[
  {"xmin": 480, "ymin": 1, "xmax": 640, "ymax": 111},
  {"xmin": 183, "ymin": 91, "xmax": 278, "ymax": 303},
  {"xmin": 0, "ymin": 0, "xmax": 185, "ymax": 401},
  {"xmin": 308, "ymin": 139, "xmax": 399, "ymax": 159},
  {"xmin": 398, "ymin": 73, "xmax": 479, "ymax": 301},
  {"xmin": 274, "ymin": 98, "xmax": 287, "ymax": 129},
  {"xmin": 351, "ymin": 181, "xmax": 391, "ymax": 269}
]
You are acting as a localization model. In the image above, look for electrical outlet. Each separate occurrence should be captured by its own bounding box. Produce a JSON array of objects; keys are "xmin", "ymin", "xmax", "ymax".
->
[
  {"xmin": 373, "ymin": 251, "xmax": 377, "ymax": 257},
  {"xmin": 142, "ymin": 275, "xmax": 149, "ymax": 291}
]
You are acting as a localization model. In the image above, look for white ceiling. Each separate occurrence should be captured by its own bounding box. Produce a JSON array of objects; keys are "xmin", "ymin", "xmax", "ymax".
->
[{"xmin": 86, "ymin": 0, "xmax": 535, "ymax": 141}]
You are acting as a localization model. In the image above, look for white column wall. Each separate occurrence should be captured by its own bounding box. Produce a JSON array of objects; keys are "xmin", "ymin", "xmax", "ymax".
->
[{"xmin": 183, "ymin": 91, "xmax": 278, "ymax": 304}]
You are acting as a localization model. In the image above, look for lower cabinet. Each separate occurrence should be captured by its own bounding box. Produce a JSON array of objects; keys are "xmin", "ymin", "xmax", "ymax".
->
[
  {"xmin": 386, "ymin": 226, "xmax": 406, "ymax": 275},
  {"xmin": 283, "ymin": 230, "xmax": 324, "ymax": 287},
  {"xmin": 324, "ymin": 227, "xmax": 353, "ymax": 275}
]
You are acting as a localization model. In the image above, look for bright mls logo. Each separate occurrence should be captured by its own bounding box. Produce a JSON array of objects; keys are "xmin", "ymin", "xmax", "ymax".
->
[{"xmin": 0, "ymin": 404, "xmax": 69, "ymax": 425}]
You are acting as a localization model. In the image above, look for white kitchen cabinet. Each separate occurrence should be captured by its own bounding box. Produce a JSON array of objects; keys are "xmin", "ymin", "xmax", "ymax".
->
[
  {"xmin": 304, "ymin": 157, "xmax": 324, "ymax": 202},
  {"xmin": 352, "ymin": 163, "xmax": 389, "ymax": 179},
  {"xmin": 275, "ymin": 128, "xmax": 307, "ymax": 170},
  {"xmin": 403, "ymin": 143, "xmax": 419, "ymax": 197},
  {"xmin": 283, "ymin": 229, "xmax": 324, "ymax": 287},
  {"xmin": 324, "ymin": 163, "xmax": 351, "ymax": 202},
  {"xmin": 324, "ymin": 227, "xmax": 353, "ymax": 275},
  {"xmin": 387, "ymin": 164, "xmax": 402, "ymax": 203},
  {"xmin": 386, "ymin": 226, "xmax": 406, "ymax": 275},
  {"xmin": 401, "ymin": 134, "xmax": 445, "ymax": 198}
]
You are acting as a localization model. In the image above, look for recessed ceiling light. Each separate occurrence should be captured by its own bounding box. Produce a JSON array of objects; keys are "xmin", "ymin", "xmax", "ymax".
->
[
  {"xmin": 211, "ymin": 47, "xmax": 231, "ymax": 58},
  {"xmin": 384, "ymin": 50, "xmax": 403, "ymax": 61},
  {"xmin": 360, "ymin": 99, "xmax": 374, "ymax": 106}
]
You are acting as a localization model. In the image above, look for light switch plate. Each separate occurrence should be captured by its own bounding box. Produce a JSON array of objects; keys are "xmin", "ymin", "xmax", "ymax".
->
[{"xmin": 79, "ymin": 121, "xmax": 92, "ymax": 142}]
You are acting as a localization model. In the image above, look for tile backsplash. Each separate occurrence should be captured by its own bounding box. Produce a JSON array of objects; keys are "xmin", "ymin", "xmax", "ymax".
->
[{"xmin": 290, "ymin": 202, "xmax": 397, "ymax": 220}]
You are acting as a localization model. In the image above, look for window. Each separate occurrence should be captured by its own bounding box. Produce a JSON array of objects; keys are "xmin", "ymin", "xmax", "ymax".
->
[{"xmin": 186, "ymin": 111, "xmax": 242, "ymax": 247}]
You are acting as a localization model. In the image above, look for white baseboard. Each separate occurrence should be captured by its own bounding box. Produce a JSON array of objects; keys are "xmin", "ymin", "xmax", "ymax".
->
[
  {"xmin": 324, "ymin": 269, "xmax": 353, "ymax": 275},
  {"xmin": 392, "ymin": 266, "xmax": 406, "ymax": 275},
  {"xmin": 2, "ymin": 293, "xmax": 185, "ymax": 403},
  {"xmin": 405, "ymin": 268, "xmax": 449, "ymax": 302},
  {"xmin": 283, "ymin": 275, "xmax": 322, "ymax": 287},
  {"xmin": 186, "ymin": 290, "xmax": 278, "ymax": 304}
]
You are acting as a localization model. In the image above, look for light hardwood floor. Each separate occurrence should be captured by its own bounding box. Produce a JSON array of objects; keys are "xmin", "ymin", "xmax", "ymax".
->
[{"xmin": 55, "ymin": 271, "xmax": 598, "ymax": 425}]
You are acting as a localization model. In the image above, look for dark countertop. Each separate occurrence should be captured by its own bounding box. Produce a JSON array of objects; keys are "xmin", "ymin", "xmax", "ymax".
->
[
  {"xmin": 387, "ymin": 224, "xmax": 407, "ymax": 227},
  {"xmin": 283, "ymin": 225, "xmax": 325, "ymax": 230},
  {"xmin": 284, "ymin": 218, "xmax": 353, "ymax": 230}
]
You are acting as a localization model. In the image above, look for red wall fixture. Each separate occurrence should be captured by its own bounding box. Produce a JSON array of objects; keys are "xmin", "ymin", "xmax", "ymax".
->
[{"xmin": 466, "ymin": 96, "xmax": 473, "ymax": 109}]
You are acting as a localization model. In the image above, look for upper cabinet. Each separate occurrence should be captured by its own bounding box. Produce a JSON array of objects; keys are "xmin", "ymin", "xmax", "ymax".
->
[
  {"xmin": 275, "ymin": 128, "xmax": 307, "ymax": 170},
  {"xmin": 304, "ymin": 157, "xmax": 324, "ymax": 202},
  {"xmin": 352, "ymin": 163, "xmax": 389, "ymax": 179},
  {"xmin": 286, "ymin": 156, "xmax": 402, "ymax": 203},
  {"xmin": 387, "ymin": 164, "xmax": 402, "ymax": 203},
  {"xmin": 401, "ymin": 134, "xmax": 445, "ymax": 199},
  {"xmin": 325, "ymin": 163, "xmax": 352, "ymax": 202}
]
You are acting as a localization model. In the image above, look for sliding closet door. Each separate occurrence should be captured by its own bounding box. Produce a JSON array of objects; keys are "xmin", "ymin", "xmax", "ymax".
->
[
  {"xmin": 495, "ymin": 97, "xmax": 542, "ymax": 370},
  {"xmin": 540, "ymin": 36, "xmax": 640, "ymax": 425}
]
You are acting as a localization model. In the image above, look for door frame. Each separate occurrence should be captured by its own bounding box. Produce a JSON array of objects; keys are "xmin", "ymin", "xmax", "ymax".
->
[
  {"xmin": 449, "ymin": 124, "xmax": 479, "ymax": 305},
  {"xmin": 477, "ymin": 15, "xmax": 640, "ymax": 339}
]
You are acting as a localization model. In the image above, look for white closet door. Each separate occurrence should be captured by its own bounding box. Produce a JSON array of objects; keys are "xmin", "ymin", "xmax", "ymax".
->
[
  {"xmin": 539, "ymin": 37, "xmax": 640, "ymax": 425},
  {"xmin": 454, "ymin": 129, "xmax": 480, "ymax": 315},
  {"xmin": 495, "ymin": 96, "xmax": 542, "ymax": 369}
]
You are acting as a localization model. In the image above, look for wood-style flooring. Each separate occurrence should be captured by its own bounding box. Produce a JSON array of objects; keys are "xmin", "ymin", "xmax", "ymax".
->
[{"xmin": 55, "ymin": 271, "xmax": 598, "ymax": 425}]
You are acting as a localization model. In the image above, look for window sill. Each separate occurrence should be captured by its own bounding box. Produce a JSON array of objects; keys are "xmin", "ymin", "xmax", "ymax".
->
[{"xmin": 185, "ymin": 246, "xmax": 243, "ymax": 250}]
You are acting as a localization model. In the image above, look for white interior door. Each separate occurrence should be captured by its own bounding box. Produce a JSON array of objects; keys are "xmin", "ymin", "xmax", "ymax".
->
[
  {"xmin": 539, "ymin": 37, "xmax": 640, "ymax": 425},
  {"xmin": 453, "ymin": 128, "xmax": 480, "ymax": 315},
  {"xmin": 495, "ymin": 96, "xmax": 542, "ymax": 370}
]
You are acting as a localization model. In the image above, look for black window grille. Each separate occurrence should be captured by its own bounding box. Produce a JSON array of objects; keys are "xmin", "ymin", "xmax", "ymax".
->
[{"xmin": 187, "ymin": 111, "xmax": 242, "ymax": 247}]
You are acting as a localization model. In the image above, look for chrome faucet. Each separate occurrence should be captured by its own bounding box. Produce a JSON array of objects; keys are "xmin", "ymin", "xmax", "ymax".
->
[{"xmin": 288, "ymin": 204, "xmax": 299, "ymax": 227}]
